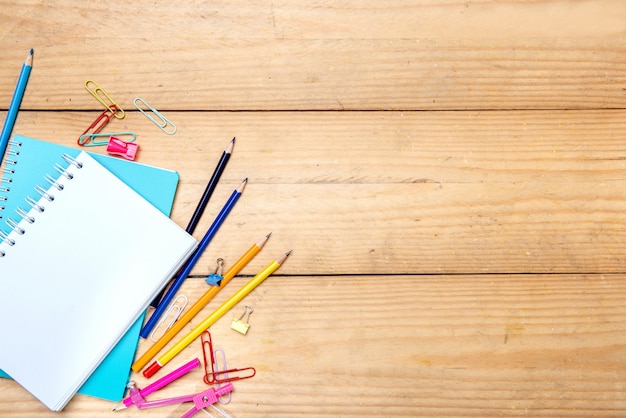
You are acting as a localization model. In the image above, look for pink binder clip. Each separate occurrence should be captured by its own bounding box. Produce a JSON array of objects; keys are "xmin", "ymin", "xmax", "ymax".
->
[{"xmin": 107, "ymin": 136, "xmax": 139, "ymax": 160}]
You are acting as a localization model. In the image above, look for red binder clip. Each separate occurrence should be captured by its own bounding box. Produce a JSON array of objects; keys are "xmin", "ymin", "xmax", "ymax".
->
[{"xmin": 107, "ymin": 136, "xmax": 139, "ymax": 160}]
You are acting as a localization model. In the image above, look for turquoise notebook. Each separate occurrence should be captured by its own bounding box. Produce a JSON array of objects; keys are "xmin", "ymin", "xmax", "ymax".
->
[{"xmin": 0, "ymin": 134, "xmax": 181, "ymax": 402}]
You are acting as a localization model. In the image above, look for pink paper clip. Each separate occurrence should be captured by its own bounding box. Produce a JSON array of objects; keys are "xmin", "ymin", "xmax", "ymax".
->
[
  {"xmin": 107, "ymin": 136, "xmax": 139, "ymax": 160},
  {"xmin": 201, "ymin": 331, "xmax": 256, "ymax": 385},
  {"xmin": 77, "ymin": 105, "xmax": 119, "ymax": 145}
]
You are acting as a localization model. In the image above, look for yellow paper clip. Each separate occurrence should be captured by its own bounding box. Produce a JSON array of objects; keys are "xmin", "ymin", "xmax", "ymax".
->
[
  {"xmin": 84, "ymin": 80, "xmax": 125, "ymax": 119},
  {"xmin": 133, "ymin": 97, "xmax": 177, "ymax": 135},
  {"xmin": 231, "ymin": 306, "xmax": 254, "ymax": 335}
]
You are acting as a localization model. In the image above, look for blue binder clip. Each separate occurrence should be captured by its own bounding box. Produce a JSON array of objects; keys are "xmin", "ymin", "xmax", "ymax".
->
[{"xmin": 205, "ymin": 258, "xmax": 224, "ymax": 286}]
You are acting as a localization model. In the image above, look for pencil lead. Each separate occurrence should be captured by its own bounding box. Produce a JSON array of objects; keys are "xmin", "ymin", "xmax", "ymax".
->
[
  {"xmin": 225, "ymin": 137, "xmax": 235, "ymax": 153},
  {"xmin": 29, "ymin": 48, "xmax": 33, "ymax": 56},
  {"xmin": 112, "ymin": 402, "xmax": 126, "ymax": 412},
  {"xmin": 236, "ymin": 178, "xmax": 248, "ymax": 193}
]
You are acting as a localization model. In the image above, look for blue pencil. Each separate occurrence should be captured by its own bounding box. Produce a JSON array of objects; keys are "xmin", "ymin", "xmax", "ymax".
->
[
  {"xmin": 140, "ymin": 178, "xmax": 248, "ymax": 338},
  {"xmin": 0, "ymin": 49, "xmax": 33, "ymax": 162}
]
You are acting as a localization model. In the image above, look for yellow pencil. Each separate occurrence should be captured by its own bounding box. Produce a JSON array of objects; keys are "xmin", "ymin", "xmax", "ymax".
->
[
  {"xmin": 143, "ymin": 250, "xmax": 292, "ymax": 378},
  {"xmin": 131, "ymin": 233, "xmax": 271, "ymax": 372}
]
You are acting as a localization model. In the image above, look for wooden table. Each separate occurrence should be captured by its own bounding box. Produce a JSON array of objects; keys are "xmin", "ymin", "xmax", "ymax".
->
[{"xmin": 1, "ymin": 1, "xmax": 625, "ymax": 416}]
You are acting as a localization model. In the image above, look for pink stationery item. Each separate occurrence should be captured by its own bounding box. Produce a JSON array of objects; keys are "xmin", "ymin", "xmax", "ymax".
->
[
  {"xmin": 114, "ymin": 358, "xmax": 200, "ymax": 411},
  {"xmin": 180, "ymin": 385, "xmax": 234, "ymax": 418},
  {"xmin": 107, "ymin": 136, "xmax": 139, "ymax": 160}
]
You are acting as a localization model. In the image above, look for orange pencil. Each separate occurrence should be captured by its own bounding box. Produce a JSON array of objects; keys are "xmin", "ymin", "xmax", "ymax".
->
[{"xmin": 131, "ymin": 233, "xmax": 271, "ymax": 372}]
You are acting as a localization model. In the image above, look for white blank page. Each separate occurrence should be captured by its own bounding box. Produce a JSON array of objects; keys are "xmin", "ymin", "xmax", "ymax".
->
[{"xmin": 0, "ymin": 152, "xmax": 197, "ymax": 411}]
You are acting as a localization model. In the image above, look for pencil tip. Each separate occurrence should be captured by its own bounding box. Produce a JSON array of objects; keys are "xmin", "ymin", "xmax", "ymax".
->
[
  {"xmin": 29, "ymin": 48, "xmax": 33, "ymax": 55},
  {"xmin": 286, "ymin": 250, "xmax": 293, "ymax": 256},
  {"xmin": 266, "ymin": 232, "xmax": 272, "ymax": 238},
  {"xmin": 231, "ymin": 137, "xmax": 236, "ymax": 142}
]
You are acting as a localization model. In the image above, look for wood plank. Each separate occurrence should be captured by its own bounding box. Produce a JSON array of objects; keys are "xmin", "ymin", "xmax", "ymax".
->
[
  {"xmin": 2, "ymin": 110, "xmax": 625, "ymax": 275},
  {"xmin": 1, "ymin": 274, "xmax": 624, "ymax": 416},
  {"xmin": 0, "ymin": 2, "xmax": 625, "ymax": 111}
]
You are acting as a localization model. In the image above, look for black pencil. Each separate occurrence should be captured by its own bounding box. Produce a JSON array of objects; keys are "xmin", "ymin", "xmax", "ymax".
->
[
  {"xmin": 186, "ymin": 137, "xmax": 235, "ymax": 234},
  {"xmin": 150, "ymin": 137, "xmax": 235, "ymax": 307}
]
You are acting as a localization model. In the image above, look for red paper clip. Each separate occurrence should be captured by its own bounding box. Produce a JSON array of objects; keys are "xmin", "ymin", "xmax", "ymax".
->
[
  {"xmin": 201, "ymin": 331, "xmax": 256, "ymax": 385},
  {"xmin": 77, "ymin": 104, "xmax": 119, "ymax": 145}
]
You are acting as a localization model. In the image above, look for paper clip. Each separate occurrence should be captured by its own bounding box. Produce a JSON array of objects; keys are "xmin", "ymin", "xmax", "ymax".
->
[
  {"xmin": 134, "ymin": 97, "xmax": 177, "ymax": 135},
  {"xmin": 201, "ymin": 331, "xmax": 256, "ymax": 385},
  {"xmin": 84, "ymin": 80, "xmax": 125, "ymax": 119},
  {"xmin": 79, "ymin": 131, "xmax": 136, "ymax": 147},
  {"xmin": 230, "ymin": 306, "xmax": 254, "ymax": 335},
  {"xmin": 150, "ymin": 294, "xmax": 188, "ymax": 342},
  {"xmin": 212, "ymin": 347, "xmax": 231, "ymax": 404},
  {"xmin": 77, "ymin": 106, "xmax": 119, "ymax": 145},
  {"xmin": 107, "ymin": 136, "xmax": 140, "ymax": 161}
]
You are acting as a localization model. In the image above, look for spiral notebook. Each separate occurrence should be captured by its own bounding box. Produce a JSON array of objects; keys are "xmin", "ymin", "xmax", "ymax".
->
[
  {"xmin": 0, "ymin": 135, "xmax": 187, "ymax": 403},
  {"xmin": 0, "ymin": 138, "xmax": 198, "ymax": 411}
]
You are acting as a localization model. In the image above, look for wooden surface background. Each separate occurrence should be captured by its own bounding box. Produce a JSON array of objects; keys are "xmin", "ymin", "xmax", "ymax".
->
[{"xmin": 1, "ymin": 1, "xmax": 625, "ymax": 417}]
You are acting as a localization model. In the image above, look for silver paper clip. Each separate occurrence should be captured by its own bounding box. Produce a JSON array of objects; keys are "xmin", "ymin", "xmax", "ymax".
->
[
  {"xmin": 149, "ymin": 294, "xmax": 188, "ymax": 342},
  {"xmin": 133, "ymin": 97, "xmax": 177, "ymax": 135}
]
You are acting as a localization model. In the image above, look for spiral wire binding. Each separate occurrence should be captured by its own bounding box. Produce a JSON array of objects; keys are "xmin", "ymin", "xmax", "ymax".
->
[
  {"xmin": 0, "ymin": 140, "xmax": 22, "ymax": 212},
  {"xmin": 0, "ymin": 153, "xmax": 82, "ymax": 257}
]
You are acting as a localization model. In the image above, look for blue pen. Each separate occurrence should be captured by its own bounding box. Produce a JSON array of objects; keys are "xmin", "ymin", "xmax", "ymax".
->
[
  {"xmin": 140, "ymin": 178, "xmax": 248, "ymax": 338},
  {"xmin": 0, "ymin": 49, "xmax": 33, "ymax": 162}
]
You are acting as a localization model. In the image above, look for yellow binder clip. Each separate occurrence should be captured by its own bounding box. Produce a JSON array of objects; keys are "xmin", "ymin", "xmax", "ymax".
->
[{"xmin": 231, "ymin": 306, "xmax": 254, "ymax": 335}]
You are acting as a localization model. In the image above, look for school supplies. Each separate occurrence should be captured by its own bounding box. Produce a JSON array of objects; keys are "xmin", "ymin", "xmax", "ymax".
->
[
  {"xmin": 151, "ymin": 137, "xmax": 235, "ymax": 307},
  {"xmin": 143, "ymin": 250, "xmax": 291, "ymax": 378},
  {"xmin": 0, "ymin": 134, "xmax": 183, "ymax": 402},
  {"xmin": 107, "ymin": 136, "xmax": 139, "ymax": 160},
  {"xmin": 231, "ymin": 306, "xmax": 254, "ymax": 335},
  {"xmin": 76, "ymin": 105, "xmax": 120, "ymax": 144},
  {"xmin": 188, "ymin": 137, "xmax": 235, "ymax": 233},
  {"xmin": 201, "ymin": 331, "xmax": 256, "ymax": 385},
  {"xmin": 206, "ymin": 258, "xmax": 225, "ymax": 286},
  {"xmin": 134, "ymin": 97, "xmax": 176, "ymax": 134},
  {"xmin": 0, "ymin": 49, "xmax": 32, "ymax": 162},
  {"xmin": 0, "ymin": 144, "xmax": 198, "ymax": 410},
  {"xmin": 84, "ymin": 80, "xmax": 125, "ymax": 118},
  {"xmin": 131, "ymin": 233, "xmax": 270, "ymax": 372},
  {"xmin": 140, "ymin": 178, "xmax": 248, "ymax": 339},
  {"xmin": 114, "ymin": 358, "xmax": 201, "ymax": 411}
]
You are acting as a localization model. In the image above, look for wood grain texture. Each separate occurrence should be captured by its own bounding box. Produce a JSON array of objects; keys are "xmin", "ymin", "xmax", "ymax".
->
[
  {"xmin": 2, "ymin": 274, "xmax": 626, "ymax": 417},
  {"xmin": 0, "ymin": 1, "xmax": 625, "ymax": 111},
  {"xmin": 4, "ymin": 110, "xmax": 625, "ymax": 275}
]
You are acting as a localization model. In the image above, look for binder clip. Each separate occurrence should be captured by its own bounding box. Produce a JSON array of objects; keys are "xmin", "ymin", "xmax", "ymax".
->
[
  {"xmin": 230, "ymin": 306, "xmax": 254, "ymax": 335},
  {"xmin": 107, "ymin": 136, "xmax": 139, "ymax": 160},
  {"xmin": 205, "ymin": 258, "xmax": 224, "ymax": 286}
]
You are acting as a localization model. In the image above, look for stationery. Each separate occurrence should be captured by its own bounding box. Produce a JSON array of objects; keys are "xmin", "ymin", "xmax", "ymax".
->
[
  {"xmin": 0, "ymin": 135, "xmax": 183, "ymax": 402},
  {"xmin": 144, "ymin": 250, "xmax": 291, "ymax": 378},
  {"xmin": 150, "ymin": 137, "xmax": 235, "ymax": 307},
  {"xmin": 140, "ymin": 178, "xmax": 248, "ymax": 339},
  {"xmin": 132, "ymin": 233, "xmax": 271, "ymax": 372},
  {"xmin": 0, "ymin": 142, "xmax": 198, "ymax": 410},
  {"xmin": 0, "ymin": 49, "xmax": 32, "ymax": 161}
]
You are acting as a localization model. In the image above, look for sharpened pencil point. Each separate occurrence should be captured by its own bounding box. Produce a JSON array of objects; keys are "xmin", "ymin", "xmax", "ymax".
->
[
  {"xmin": 29, "ymin": 48, "xmax": 33, "ymax": 55},
  {"xmin": 112, "ymin": 403, "xmax": 126, "ymax": 412}
]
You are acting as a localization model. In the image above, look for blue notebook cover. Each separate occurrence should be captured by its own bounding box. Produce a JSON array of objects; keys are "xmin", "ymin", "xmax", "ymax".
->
[{"xmin": 0, "ymin": 134, "xmax": 180, "ymax": 402}]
